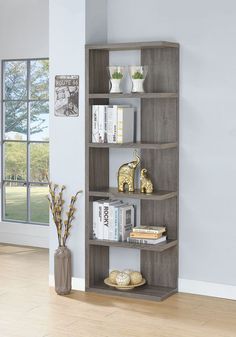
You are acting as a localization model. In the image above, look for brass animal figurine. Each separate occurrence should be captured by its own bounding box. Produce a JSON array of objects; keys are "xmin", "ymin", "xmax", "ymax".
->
[
  {"xmin": 118, "ymin": 153, "xmax": 140, "ymax": 192},
  {"xmin": 140, "ymin": 168, "xmax": 153, "ymax": 194}
]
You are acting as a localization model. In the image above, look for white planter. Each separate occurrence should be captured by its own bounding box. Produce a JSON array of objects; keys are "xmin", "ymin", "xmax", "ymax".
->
[
  {"xmin": 110, "ymin": 79, "xmax": 122, "ymax": 93},
  {"xmin": 132, "ymin": 79, "xmax": 144, "ymax": 93}
]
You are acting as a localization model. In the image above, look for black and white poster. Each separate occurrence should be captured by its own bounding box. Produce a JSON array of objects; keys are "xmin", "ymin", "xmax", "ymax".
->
[{"xmin": 54, "ymin": 75, "xmax": 79, "ymax": 116}]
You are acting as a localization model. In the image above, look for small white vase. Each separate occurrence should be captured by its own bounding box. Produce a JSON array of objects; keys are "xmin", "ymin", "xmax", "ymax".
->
[
  {"xmin": 110, "ymin": 79, "xmax": 122, "ymax": 93},
  {"xmin": 132, "ymin": 79, "xmax": 145, "ymax": 93}
]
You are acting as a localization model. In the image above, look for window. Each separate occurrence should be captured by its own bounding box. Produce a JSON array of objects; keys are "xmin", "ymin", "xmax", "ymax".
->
[{"xmin": 1, "ymin": 59, "xmax": 49, "ymax": 224}]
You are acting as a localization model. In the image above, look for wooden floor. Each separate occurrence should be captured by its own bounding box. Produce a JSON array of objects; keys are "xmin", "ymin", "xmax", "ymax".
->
[{"xmin": 0, "ymin": 244, "xmax": 236, "ymax": 337}]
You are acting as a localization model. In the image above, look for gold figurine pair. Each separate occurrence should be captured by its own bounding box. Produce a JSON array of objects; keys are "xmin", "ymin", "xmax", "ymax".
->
[{"xmin": 117, "ymin": 152, "xmax": 153, "ymax": 194}]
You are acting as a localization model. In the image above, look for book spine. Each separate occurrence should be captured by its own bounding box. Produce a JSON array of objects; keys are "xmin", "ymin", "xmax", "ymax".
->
[
  {"xmin": 97, "ymin": 203, "xmax": 103, "ymax": 239},
  {"xmin": 108, "ymin": 205, "xmax": 118, "ymax": 241},
  {"xmin": 130, "ymin": 232, "xmax": 163, "ymax": 239},
  {"xmin": 103, "ymin": 202, "xmax": 109, "ymax": 240},
  {"xmin": 120, "ymin": 206, "xmax": 134, "ymax": 241},
  {"xmin": 128, "ymin": 236, "xmax": 167, "ymax": 245},
  {"xmin": 114, "ymin": 207, "xmax": 119, "ymax": 241},
  {"xmin": 98, "ymin": 106, "xmax": 105, "ymax": 143},
  {"xmin": 92, "ymin": 106, "xmax": 99, "ymax": 143},
  {"xmin": 104, "ymin": 107, "xmax": 108, "ymax": 143},
  {"xmin": 132, "ymin": 227, "xmax": 166, "ymax": 234},
  {"xmin": 107, "ymin": 107, "xmax": 117, "ymax": 143},
  {"xmin": 117, "ymin": 107, "xmax": 123, "ymax": 143},
  {"xmin": 92, "ymin": 201, "xmax": 98, "ymax": 239}
]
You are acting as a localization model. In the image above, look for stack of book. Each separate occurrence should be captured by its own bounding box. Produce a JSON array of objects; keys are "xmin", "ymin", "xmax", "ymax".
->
[
  {"xmin": 93, "ymin": 200, "xmax": 135, "ymax": 241},
  {"xmin": 127, "ymin": 226, "xmax": 167, "ymax": 245},
  {"xmin": 92, "ymin": 105, "xmax": 134, "ymax": 143}
]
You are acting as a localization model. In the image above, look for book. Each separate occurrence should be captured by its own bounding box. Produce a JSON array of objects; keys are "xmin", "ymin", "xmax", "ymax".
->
[
  {"xmin": 117, "ymin": 106, "xmax": 134, "ymax": 143},
  {"xmin": 107, "ymin": 106, "xmax": 117, "ymax": 143},
  {"xmin": 92, "ymin": 199, "xmax": 106, "ymax": 240},
  {"xmin": 130, "ymin": 232, "xmax": 164, "ymax": 239},
  {"xmin": 92, "ymin": 105, "xmax": 134, "ymax": 144},
  {"xmin": 108, "ymin": 201, "xmax": 123, "ymax": 240},
  {"xmin": 118, "ymin": 204, "xmax": 134, "ymax": 241},
  {"xmin": 98, "ymin": 105, "xmax": 107, "ymax": 143},
  {"xmin": 92, "ymin": 105, "xmax": 99, "ymax": 142},
  {"xmin": 127, "ymin": 236, "xmax": 167, "ymax": 245},
  {"xmin": 114, "ymin": 204, "xmax": 125, "ymax": 241},
  {"xmin": 103, "ymin": 200, "xmax": 121, "ymax": 240},
  {"xmin": 132, "ymin": 226, "xmax": 167, "ymax": 234}
]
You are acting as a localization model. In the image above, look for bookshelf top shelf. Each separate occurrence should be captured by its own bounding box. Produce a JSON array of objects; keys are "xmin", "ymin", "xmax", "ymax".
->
[
  {"xmin": 86, "ymin": 41, "xmax": 179, "ymax": 51},
  {"xmin": 89, "ymin": 92, "xmax": 178, "ymax": 99},
  {"xmin": 89, "ymin": 239, "xmax": 177, "ymax": 252},
  {"xmin": 89, "ymin": 188, "xmax": 177, "ymax": 201}
]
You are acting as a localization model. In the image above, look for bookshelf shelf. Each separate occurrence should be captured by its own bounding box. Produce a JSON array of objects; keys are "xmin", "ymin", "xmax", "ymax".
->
[
  {"xmin": 89, "ymin": 239, "xmax": 177, "ymax": 252},
  {"xmin": 88, "ymin": 142, "xmax": 178, "ymax": 150},
  {"xmin": 89, "ymin": 188, "xmax": 177, "ymax": 201},
  {"xmin": 89, "ymin": 92, "xmax": 178, "ymax": 99},
  {"xmin": 85, "ymin": 40, "xmax": 179, "ymax": 302},
  {"xmin": 87, "ymin": 283, "xmax": 177, "ymax": 302}
]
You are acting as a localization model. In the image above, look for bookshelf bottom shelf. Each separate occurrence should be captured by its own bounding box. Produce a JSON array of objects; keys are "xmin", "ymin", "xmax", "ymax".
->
[{"xmin": 87, "ymin": 282, "xmax": 177, "ymax": 301}]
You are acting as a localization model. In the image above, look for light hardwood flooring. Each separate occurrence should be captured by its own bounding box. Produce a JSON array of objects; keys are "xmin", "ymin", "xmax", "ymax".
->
[{"xmin": 0, "ymin": 244, "xmax": 236, "ymax": 337}]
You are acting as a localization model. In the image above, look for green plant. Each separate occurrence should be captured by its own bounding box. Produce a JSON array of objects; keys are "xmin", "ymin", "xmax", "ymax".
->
[
  {"xmin": 112, "ymin": 71, "xmax": 123, "ymax": 79},
  {"xmin": 132, "ymin": 71, "xmax": 144, "ymax": 80}
]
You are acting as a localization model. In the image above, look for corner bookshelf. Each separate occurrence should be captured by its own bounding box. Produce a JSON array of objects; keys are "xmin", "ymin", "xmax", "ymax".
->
[{"xmin": 85, "ymin": 41, "xmax": 179, "ymax": 301}]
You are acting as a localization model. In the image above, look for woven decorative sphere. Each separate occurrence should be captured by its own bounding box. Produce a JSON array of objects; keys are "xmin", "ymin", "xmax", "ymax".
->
[
  {"xmin": 123, "ymin": 269, "xmax": 133, "ymax": 276},
  {"xmin": 116, "ymin": 272, "xmax": 130, "ymax": 286},
  {"xmin": 130, "ymin": 271, "xmax": 142, "ymax": 285},
  {"xmin": 109, "ymin": 270, "xmax": 120, "ymax": 284}
]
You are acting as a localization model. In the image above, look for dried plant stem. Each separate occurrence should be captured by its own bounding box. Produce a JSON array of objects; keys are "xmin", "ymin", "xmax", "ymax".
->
[{"xmin": 47, "ymin": 182, "xmax": 82, "ymax": 247}]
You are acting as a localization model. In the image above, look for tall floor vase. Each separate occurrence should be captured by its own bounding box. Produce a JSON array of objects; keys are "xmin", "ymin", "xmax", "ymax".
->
[{"xmin": 54, "ymin": 246, "xmax": 72, "ymax": 295}]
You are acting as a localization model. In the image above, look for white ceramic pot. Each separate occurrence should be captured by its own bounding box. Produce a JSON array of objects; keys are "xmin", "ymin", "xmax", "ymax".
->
[
  {"xmin": 110, "ymin": 79, "xmax": 122, "ymax": 93},
  {"xmin": 132, "ymin": 79, "xmax": 144, "ymax": 93}
]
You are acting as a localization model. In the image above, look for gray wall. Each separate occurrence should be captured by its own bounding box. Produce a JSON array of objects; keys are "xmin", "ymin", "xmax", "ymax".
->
[
  {"xmin": 107, "ymin": 0, "xmax": 236, "ymax": 286},
  {"xmin": 49, "ymin": 0, "xmax": 107, "ymax": 284},
  {"xmin": 0, "ymin": 0, "xmax": 49, "ymax": 248}
]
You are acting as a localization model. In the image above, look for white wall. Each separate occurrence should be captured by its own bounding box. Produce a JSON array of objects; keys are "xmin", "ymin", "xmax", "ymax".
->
[
  {"xmin": 49, "ymin": 0, "xmax": 107, "ymax": 287},
  {"xmin": 0, "ymin": 0, "xmax": 49, "ymax": 248},
  {"xmin": 107, "ymin": 0, "xmax": 236, "ymax": 294}
]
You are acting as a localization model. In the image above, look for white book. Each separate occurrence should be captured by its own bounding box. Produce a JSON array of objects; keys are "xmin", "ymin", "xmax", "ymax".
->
[
  {"xmin": 108, "ymin": 201, "xmax": 123, "ymax": 240},
  {"xmin": 92, "ymin": 105, "xmax": 99, "ymax": 142},
  {"xmin": 107, "ymin": 107, "xmax": 117, "ymax": 143},
  {"xmin": 92, "ymin": 201, "xmax": 99, "ymax": 239},
  {"xmin": 119, "ymin": 205, "xmax": 134, "ymax": 242},
  {"xmin": 114, "ymin": 204, "xmax": 125, "ymax": 241},
  {"xmin": 117, "ymin": 107, "xmax": 134, "ymax": 143},
  {"xmin": 127, "ymin": 236, "xmax": 167, "ymax": 245},
  {"xmin": 97, "ymin": 200, "xmax": 106, "ymax": 239},
  {"xmin": 98, "ymin": 105, "xmax": 107, "ymax": 143},
  {"xmin": 103, "ymin": 201, "xmax": 110, "ymax": 240}
]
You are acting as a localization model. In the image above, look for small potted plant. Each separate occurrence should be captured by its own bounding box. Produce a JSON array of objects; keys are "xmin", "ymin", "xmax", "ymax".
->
[
  {"xmin": 47, "ymin": 182, "xmax": 82, "ymax": 295},
  {"xmin": 129, "ymin": 66, "xmax": 148, "ymax": 93},
  {"xmin": 107, "ymin": 66, "xmax": 125, "ymax": 93}
]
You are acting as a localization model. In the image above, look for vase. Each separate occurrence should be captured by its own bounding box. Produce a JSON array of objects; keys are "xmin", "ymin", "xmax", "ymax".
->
[
  {"xmin": 54, "ymin": 246, "xmax": 72, "ymax": 295},
  {"xmin": 129, "ymin": 65, "xmax": 148, "ymax": 93},
  {"xmin": 107, "ymin": 66, "xmax": 125, "ymax": 93},
  {"xmin": 110, "ymin": 78, "xmax": 122, "ymax": 93},
  {"xmin": 131, "ymin": 79, "xmax": 145, "ymax": 93}
]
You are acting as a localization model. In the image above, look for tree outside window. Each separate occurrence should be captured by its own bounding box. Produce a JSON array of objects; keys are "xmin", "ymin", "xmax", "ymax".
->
[{"xmin": 2, "ymin": 59, "xmax": 49, "ymax": 224}]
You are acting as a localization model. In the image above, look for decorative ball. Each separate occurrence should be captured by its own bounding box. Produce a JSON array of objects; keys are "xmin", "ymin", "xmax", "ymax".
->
[
  {"xmin": 116, "ymin": 272, "xmax": 131, "ymax": 286},
  {"xmin": 109, "ymin": 270, "xmax": 120, "ymax": 284},
  {"xmin": 130, "ymin": 271, "xmax": 142, "ymax": 285},
  {"xmin": 123, "ymin": 269, "xmax": 133, "ymax": 275}
]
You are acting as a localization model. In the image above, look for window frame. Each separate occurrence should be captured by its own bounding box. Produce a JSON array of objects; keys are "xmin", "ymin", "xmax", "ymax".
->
[{"xmin": 1, "ymin": 58, "xmax": 49, "ymax": 226}]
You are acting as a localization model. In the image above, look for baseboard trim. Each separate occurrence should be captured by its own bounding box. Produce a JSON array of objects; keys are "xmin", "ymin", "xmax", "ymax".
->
[
  {"xmin": 49, "ymin": 274, "xmax": 85, "ymax": 291},
  {"xmin": 179, "ymin": 278, "xmax": 236, "ymax": 300}
]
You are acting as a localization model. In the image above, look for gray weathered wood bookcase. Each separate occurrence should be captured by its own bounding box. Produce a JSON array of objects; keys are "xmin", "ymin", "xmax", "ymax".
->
[{"xmin": 85, "ymin": 41, "xmax": 179, "ymax": 301}]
